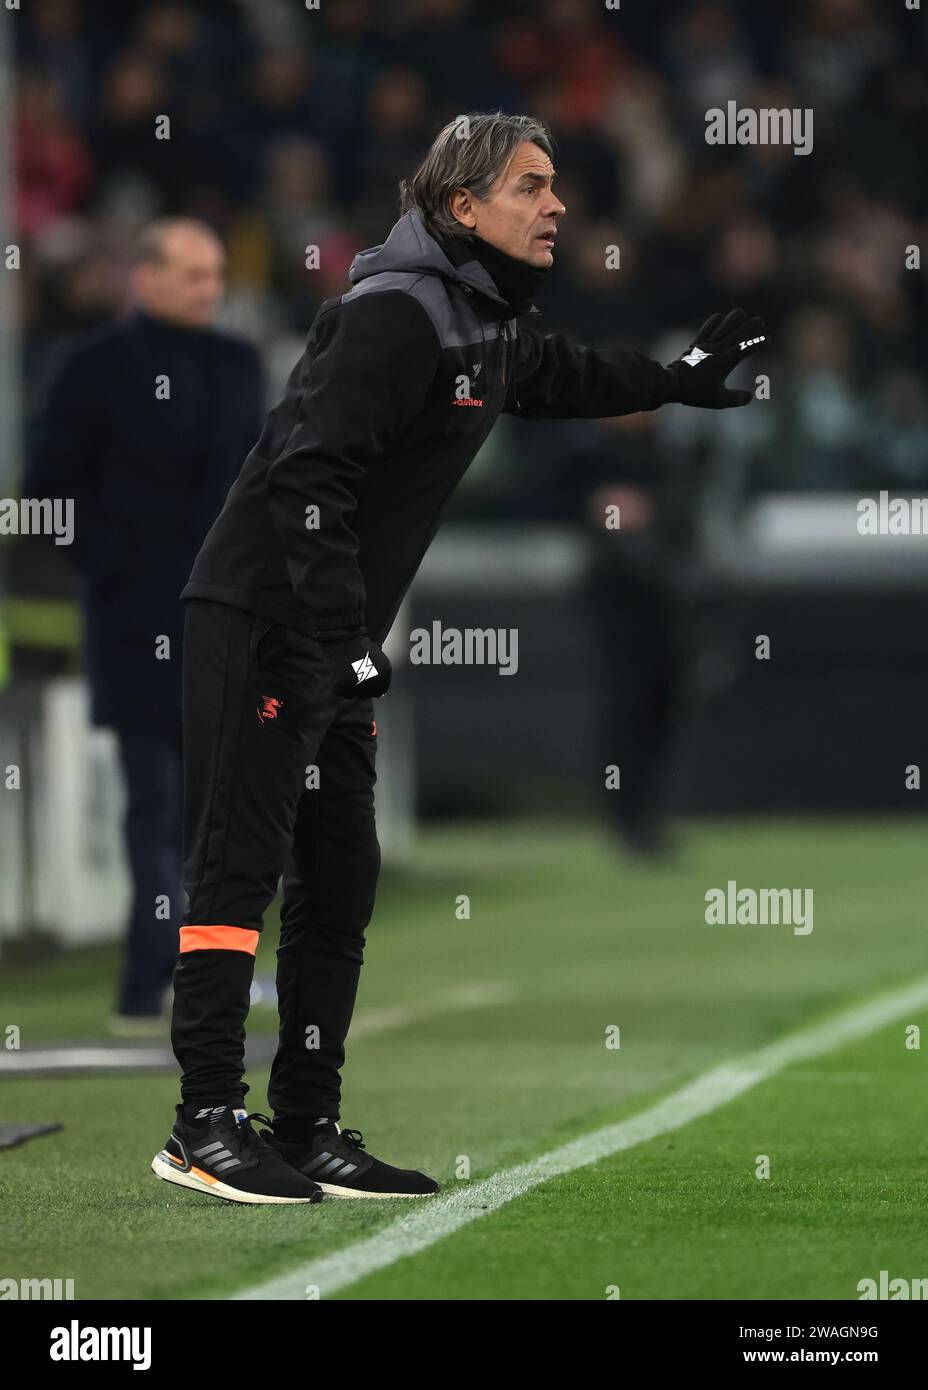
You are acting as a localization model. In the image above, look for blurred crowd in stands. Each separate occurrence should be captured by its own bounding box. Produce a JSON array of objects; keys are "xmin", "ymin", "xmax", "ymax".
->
[{"xmin": 13, "ymin": 0, "xmax": 928, "ymax": 507}]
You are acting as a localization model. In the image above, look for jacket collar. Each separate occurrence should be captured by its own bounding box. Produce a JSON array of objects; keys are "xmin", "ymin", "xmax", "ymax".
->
[{"xmin": 348, "ymin": 210, "xmax": 542, "ymax": 317}]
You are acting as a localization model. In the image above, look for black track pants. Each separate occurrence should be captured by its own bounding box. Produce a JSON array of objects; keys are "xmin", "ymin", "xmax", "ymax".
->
[{"xmin": 170, "ymin": 599, "xmax": 381, "ymax": 1120}]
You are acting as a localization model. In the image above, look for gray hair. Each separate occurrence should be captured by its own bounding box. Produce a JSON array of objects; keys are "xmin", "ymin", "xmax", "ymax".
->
[
  {"xmin": 399, "ymin": 111, "xmax": 555, "ymax": 242},
  {"xmin": 133, "ymin": 217, "xmax": 222, "ymax": 266}
]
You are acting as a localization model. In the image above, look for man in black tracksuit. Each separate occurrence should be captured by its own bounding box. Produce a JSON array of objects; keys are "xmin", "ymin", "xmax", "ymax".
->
[{"xmin": 152, "ymin": 113, "xmax": 767, "ymax": 1205}]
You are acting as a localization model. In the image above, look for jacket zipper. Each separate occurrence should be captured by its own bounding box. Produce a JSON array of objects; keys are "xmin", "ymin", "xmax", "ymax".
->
[
  {"xmin": 465, "ymin": 286, "xmax": 519, "ymax": 410},
  {"xmin": 501, "ymin": 319, "xmax": 520, "ymax": 412}
]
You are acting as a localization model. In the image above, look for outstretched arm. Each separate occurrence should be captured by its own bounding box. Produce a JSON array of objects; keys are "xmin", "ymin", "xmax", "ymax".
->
[{"xmin": 503, "ymin": 308, "xmax": 767, "ymax": 419}]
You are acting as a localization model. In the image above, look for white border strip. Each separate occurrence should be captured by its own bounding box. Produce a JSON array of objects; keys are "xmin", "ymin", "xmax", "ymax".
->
[{"xmin": 235, "ymin": 975, "xmax": 928, "ymax": 1300}]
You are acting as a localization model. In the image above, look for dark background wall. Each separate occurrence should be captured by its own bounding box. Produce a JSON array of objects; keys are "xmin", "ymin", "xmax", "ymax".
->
[{"xmin": 409, "ymin": 582, "xmax": 928, "ymax": 815}]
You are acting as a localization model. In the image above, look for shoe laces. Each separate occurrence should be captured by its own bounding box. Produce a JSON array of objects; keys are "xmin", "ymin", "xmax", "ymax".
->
[
  {"xmin": 339, "ymin": 1128, "xmax": 366, "ymax": 1151},
  {"xmin": 235, "ymin": 1110, "xmax": 274, "ymax": 1155}
]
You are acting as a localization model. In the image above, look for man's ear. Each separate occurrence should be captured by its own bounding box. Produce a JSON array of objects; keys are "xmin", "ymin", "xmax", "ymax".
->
[{"xmin": 448, "ymin": 187, "xmax": 477, "ymax": 230}]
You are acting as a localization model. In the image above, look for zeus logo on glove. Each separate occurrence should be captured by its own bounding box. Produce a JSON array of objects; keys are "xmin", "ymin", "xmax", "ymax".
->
[
  {"xmin": 739, "ymin": 335, "xmax": 766, "ymax": 351},
  {"xmin": 681, "ymin": 346, "xmax": 711, "ymax": 366},
  {"xmin": 351, "ymin": 654, "xmax": 379, "ymax": 684}
]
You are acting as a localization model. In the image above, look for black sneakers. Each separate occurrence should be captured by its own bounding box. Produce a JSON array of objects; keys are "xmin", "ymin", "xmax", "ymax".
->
[
  {"xmin": 264, "ymin": 1119, "xmax": 440, "ymax": 1199},
  {"xmin": 151, "ymin": 1105, "xmax": 324, "ymax": 1205}
]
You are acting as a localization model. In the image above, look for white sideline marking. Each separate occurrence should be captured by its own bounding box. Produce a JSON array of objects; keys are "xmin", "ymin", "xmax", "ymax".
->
[
  {"xmin": 234, "ymin": 975, "xmax": 928, "ymax": 1300},
  {"xmin": 0, "ymin": 982, "xmax": 514, "ymax": 1075},
  {"xmin": 0, "ymin": 1047, "xmax": 171, "ymax": 1072},
  {"xmin": 349, "ymin": 981, "xmax": 514, "ymax": 1040}
]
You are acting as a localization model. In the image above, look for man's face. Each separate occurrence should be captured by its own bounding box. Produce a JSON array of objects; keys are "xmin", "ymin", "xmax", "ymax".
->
[
  {"xmin": 452, "ymin": 140, "xmax": 565, "ymax": 267},
  {"xmin": 133, "ymin": 228, "xmax": 226, "ymax": 327}
]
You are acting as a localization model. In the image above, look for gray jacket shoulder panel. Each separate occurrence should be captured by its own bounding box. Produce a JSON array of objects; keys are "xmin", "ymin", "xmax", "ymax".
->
[{"xmin": 342, "ymin": 271, "xmax": 501, "ymax": 350}]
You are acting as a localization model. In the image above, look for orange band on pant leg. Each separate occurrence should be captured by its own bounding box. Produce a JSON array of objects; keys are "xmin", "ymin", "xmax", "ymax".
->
[{"xmin": 179, "ymin": 924, "xmax": 260, "ymax": 955}]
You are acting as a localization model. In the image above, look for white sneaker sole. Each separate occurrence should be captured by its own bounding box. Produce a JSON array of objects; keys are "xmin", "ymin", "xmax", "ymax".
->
[
  {"xmin": 151, "ymin": 1152, "xmax": 320, "ymax": 1205},
  {"xmin": 317, "ymin": 1180, "xmax": 438, "ymax": 1199}
]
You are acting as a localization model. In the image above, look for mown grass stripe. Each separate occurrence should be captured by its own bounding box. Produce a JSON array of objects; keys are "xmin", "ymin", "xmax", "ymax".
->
[{"xmin": 234, "ymin": 975, "xmax": 928, "ymax": 1300}]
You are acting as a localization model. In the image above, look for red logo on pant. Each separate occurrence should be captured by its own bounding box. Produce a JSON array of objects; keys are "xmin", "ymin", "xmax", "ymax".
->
[{"xmin": 258, "ymin": 694, "xmax": 284, "ymax": 724}]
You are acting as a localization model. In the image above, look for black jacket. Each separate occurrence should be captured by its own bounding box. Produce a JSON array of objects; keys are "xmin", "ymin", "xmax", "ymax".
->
[
  {"xmin": 183, "ymin": 210, "xmax": 678, "ymax": 645},
  {"xmin": 26, "ymin": 310, "xmax": 264, "ymax": 731}
]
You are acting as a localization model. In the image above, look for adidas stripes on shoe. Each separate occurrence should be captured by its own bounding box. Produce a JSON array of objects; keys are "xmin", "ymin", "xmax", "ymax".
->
[{"xmin": 151, "ymin": 1104, "xmax": 323, "ymax": 1205}]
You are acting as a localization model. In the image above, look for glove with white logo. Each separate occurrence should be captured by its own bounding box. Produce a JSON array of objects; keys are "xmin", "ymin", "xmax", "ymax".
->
[
  {"xmin": 315, "ymin": 630, "xmax": 392, "ymax": 699},
  {"xmin": 665, "ymin": 308, "xmax": 767, "ymax": 409}
]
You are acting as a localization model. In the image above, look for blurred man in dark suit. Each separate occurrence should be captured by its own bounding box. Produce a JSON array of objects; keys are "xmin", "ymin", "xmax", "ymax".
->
[{"xmin": 26, "ymin": 218, "xmax": 264, "ymax": 1030}]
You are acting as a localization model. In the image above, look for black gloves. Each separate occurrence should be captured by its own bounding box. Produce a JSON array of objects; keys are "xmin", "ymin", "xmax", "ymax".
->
[
  {"xmin": 665, "ymin": 308, "xmax": 767, "ymax": 409},
  {"xmin": 315, "ymin": 630, "xmax": 392, "ymax": 699}
]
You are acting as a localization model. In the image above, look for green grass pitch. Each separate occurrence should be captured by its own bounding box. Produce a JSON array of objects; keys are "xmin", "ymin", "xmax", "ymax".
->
[{"xmin": 1, "ymin": 815, "xmax": 926, "ymax": 1300}]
